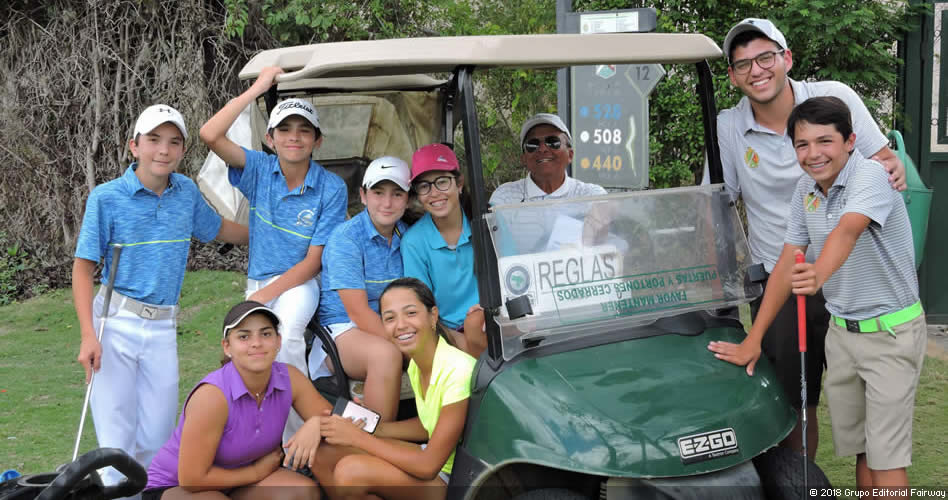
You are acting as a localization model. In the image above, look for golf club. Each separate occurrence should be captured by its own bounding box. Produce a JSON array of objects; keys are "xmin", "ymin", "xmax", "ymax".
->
[
  {"xmin": 72, "ymin": 244, "xmax": 123, "ymax": 462},
  {"xmin": 795, "ymin": 251, "xmax": 808, "ymax": 497}
]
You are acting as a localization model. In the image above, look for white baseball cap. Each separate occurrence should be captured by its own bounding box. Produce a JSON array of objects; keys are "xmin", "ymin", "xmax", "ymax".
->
[
  {"xmin": 723, "ymin": 18, "xmax": 788, "ymax": 62},
  {"xmin": 362, "ymin": 156, "xmax": 411, "ymax": 191},
  {"xmin": 134, "ymin": 104, "xmax": 188, "ymax": 140},
  {"xmin": 519, "ymin": 113, "xmax": 572, "ymax": 147},
  {"xmin": 267, "ymin": 98, "xmax": 320, "ymax": 131}
]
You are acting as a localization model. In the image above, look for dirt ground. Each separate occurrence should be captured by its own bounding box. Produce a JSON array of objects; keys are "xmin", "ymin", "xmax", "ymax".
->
[{"xmin": 928, "ymin": 324, "xmax": 948, "ymax": 360}]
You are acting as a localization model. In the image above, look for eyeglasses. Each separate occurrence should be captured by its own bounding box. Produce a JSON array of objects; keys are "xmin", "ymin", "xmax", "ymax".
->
[
  {"xmin": 413, "ymin": 175, "xmax": 455, "ymax": 195},
  {"xmin": 730, "ymin": 50, "xmax": 785, "ymax": 75},
  {"xmin": 522, "ymin": 135, "xmax": 566, "ymax": 153}
]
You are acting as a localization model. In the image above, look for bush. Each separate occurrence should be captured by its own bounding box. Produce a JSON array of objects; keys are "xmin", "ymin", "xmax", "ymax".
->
[{"xmin": 0, "ymin": 232, "xmax": 32, "ymax": 305}]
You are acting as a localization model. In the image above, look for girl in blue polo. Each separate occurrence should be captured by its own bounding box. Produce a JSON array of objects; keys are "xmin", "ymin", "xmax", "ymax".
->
[
  {"xmin": 309, "ymin": 157, "xmax": 410, "ymax": 422},
  {"xmin": 200, "ymin": 66, "xmax": 347, "ymax": 442},
  {"xmin": 401, "ymin": 144, "xmax": 486, "ymax": 357}
]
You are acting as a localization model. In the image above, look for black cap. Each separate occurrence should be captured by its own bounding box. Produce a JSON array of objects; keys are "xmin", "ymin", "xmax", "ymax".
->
[{"xmin": 222, "ymin": 301, "xmax": 280, "ymax": 339}]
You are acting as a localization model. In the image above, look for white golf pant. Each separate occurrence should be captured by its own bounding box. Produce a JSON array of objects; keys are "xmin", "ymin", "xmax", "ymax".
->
[
  {"xmin": 246, "ymin": 275, "xmax": 319, "ymax": 445},
  {"xmin": 90, "ymin": 294, "xmax": 178, "ymax": 495}
]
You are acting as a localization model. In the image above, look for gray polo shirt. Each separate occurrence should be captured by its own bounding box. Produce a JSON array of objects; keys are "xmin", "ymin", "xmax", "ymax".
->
[
  {"xmin": 785, "ymin": 149, "xmax": 918, "ymax": 320},
  {"xmin": 717, "ymin": 79, "xmax": 889, "ymax": 272},
  {"xmin": 489, "ymin": 174, "xmax": 607, "ymax": 254},
  {"xmin": 489, "ymin": 173, "xmax": 606, "ymax": 206}
]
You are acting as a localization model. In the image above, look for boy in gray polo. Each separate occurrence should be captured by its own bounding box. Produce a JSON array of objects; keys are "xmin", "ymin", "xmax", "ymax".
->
[
  {"xmin": 712, "ymin": 96, "xmax": 924, "ymax": 492},
  {"xmin": 706, "ymin": 17, "xmax": 906, "ymax": 459}
]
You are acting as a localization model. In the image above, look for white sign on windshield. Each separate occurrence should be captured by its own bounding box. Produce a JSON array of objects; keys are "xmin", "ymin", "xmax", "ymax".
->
[{"xmin": 497, "ymin": 244, "xmax": 622, "ymax": 317}]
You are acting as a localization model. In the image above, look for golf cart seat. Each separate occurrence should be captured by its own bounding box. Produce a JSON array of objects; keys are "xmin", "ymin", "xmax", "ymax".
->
[{"xmin": 303, "ymin": 316, "xmax": 350, "ymax": 400}]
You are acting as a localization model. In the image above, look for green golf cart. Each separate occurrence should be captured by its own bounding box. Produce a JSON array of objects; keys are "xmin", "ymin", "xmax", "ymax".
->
[{"xmin": 199, "ymin": 31, "xmax": 831, "ymax": 500}]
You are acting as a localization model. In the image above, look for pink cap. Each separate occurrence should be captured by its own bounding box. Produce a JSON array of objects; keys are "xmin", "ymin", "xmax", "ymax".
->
[{"xmin": 410, "ymin": 143, "xmax": 459, "ymax": 181}]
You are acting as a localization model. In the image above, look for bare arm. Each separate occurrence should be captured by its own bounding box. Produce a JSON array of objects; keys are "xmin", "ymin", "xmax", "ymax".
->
[
  {"xmin": 870, "ymin": 145, "xmax": 906, "ymax": 192},
  {"xmin": 178, "ymin": 384, "xmax": 281, "ymax": 491},
  {"xmin": 323, "ymin": 400, "xmax": 469, "ymax": 480},
  {"xmin": 199, "ymin": 66, "xmax": 284, "ymax": 167},
  {"xmin": 249, "ymin": 245, "xmax": 323, "ymax": 305},
  {"xmin": 791, "ymin": 213, "xmax": 871, "ymax": 296},
  {"xmin": 337, "ymin": 289, "xmax": 385, "ymax": 338},
  {"xmin": 73, "ymin": 258, "xmax": 99, "ymax": 383},
  {"xmin": 283, "ymin": 366, "xmax": 334, "ymax": 470},
  {"xmin": 215, "ymin": 220, "xmax": 249, "ymax": 245},
  {"xmin": 708, "ymin": 243, "xmax": 806, "ymax": 375},
  {"xmin": 373, "ymin": 417, "xmax": 429, "ymax": 442}
]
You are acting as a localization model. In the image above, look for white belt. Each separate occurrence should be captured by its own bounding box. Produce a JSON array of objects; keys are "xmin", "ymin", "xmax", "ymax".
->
[{"xmin": 97, "ymin": 288, "xmax": 177, "ymax": 321}]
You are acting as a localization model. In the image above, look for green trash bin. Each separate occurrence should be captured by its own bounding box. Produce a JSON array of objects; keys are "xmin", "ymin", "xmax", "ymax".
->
[{"xmin": 889, "ymin": 130, "xmax": 932, "ymax": 270}]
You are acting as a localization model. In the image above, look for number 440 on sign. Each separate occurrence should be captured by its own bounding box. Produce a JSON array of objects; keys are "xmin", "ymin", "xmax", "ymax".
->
[{"xmin": 580, "ymin": 155, "xmax": 623, "ymax": 171}]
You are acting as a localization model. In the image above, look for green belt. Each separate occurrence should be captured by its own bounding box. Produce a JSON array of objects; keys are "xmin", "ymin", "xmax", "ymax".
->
[{"xmin": 832, "ymin": 301, "xmax": 923, "ymax": 338}]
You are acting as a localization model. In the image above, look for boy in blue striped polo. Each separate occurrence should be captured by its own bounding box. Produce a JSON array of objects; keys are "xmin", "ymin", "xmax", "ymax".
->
[
  {"xmin": 199, "ymin": 66, "xmax": 347, "ymax": 441},
  {"xmin": 73, "ymin": 104, "xmax": 249, "ymax": 488},
  {"xmin": 711, "ymin": 96, "xmax": 924, "ymax": 493},
  {"xmin": 310, "ymin": 157, "xmax": 410, "ymax": 421}
]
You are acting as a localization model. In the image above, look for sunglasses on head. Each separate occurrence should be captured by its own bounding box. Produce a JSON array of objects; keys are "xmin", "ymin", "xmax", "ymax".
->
[{"xmin": 522, "ymin": 135, "xmax": 566, "ymax": 153}]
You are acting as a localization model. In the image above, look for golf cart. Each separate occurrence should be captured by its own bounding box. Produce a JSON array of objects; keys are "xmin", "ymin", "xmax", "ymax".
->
[{"xmin": 199, "ymin": 32, "xmax": 831, "ymax": 500}]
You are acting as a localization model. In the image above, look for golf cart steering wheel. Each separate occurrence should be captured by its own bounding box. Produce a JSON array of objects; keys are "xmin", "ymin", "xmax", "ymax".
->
[{"xmin": 36, "ymin": 448, "xmax": 146, "ymax": 500}]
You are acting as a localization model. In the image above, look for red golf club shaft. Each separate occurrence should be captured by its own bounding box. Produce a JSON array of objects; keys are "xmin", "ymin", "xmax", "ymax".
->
[{"xmin": 796, "ymin": 253, "xmax": 806, "ymax": 353}]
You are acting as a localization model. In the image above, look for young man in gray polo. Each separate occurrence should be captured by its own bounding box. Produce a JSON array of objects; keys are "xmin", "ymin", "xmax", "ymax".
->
[
  {"xmin": 706, "ymin": 18, "xmax": 906, "ymax": 458},
  {"xmin": 714, "ymin": 96, "xmax": 923, "ymax": 495}
]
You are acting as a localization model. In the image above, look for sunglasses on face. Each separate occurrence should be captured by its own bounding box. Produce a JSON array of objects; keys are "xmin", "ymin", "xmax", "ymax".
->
[
  {"xmin": 730, "ymin": 49, "xmax": 785, "ymax": 75},
  {"xmin": 522, "ymin": 135, "xmax": 566, "ymax": 153},
  {"xmin": 413, "ymin": 175, "xmax": 455, "ymax": 195}
]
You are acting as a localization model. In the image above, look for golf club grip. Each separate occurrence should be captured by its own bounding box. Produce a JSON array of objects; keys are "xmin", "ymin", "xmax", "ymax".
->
[{"xmin": 795, "ymin": 253, "xmax": 806, "ymax": 353}]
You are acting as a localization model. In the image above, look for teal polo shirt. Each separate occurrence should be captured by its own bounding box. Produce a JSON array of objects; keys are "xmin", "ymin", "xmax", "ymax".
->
[
  {"xmin": 230, "ymin": 148, "xmax": 347, "ymax": 280},
  {"xmin": 401, "ymin": 213, "xmax": 478, "ymax": 330},
  {"xmin": 74, "ymin": 164, "xmax": 222, "ymax": 305}
]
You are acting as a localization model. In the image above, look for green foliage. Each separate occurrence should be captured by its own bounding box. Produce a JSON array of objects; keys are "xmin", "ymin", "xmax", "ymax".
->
[
  {"xmin": 0, "ymin": 232, "xmax": 32, "ymax": 305},
  {"xmin": 221, "ymin": 0, "xmax": 919, "ymax": 189},
  {"xmin": 574, "ymin": 0, "xmax": 919, "ymax": 186}
]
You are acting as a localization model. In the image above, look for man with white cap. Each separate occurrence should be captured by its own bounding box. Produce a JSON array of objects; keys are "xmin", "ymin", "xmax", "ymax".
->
[
  {"xmin": 73, "ymin": 104, "xmax": 249, "ymax": 490},
  {"xmin": 490, "ymin": 113, "xmax": 606, "ymax": 205},
  {"xmin": 200, "ymin": 66, "xmax": 348, "ymax": 443},
  {"xmin": 706, "ymin": 18, "xmax": 906, "ymax": 459},
  {"xmin": 310, "ymin": 156, "xmax": 411, "ymax": 422}
]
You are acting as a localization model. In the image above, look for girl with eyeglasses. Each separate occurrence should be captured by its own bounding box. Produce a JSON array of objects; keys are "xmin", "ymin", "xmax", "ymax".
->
[{"xmin": 399, "ymin": 144, "xmax": 487, "ymax": 357}]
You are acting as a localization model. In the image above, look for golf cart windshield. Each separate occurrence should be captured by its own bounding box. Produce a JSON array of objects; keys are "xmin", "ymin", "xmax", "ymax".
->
[{"xmin": 488, "ymin": 185, "xmax": 755, "ymax": 360}]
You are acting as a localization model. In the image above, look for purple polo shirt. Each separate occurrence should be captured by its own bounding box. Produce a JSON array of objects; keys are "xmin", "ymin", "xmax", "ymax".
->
[{"xmin": 145, "ymin": 362, "xmax": 292, "ymax": 490}]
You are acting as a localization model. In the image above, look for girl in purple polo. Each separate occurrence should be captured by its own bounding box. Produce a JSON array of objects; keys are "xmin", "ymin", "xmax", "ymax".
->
[{"xmin": 142, "ymin": 301, "xmax": 331, "ymax": 500}]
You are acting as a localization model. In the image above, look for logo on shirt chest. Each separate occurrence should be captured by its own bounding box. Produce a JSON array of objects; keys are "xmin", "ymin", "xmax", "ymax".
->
[
  {"xmin": 804, "ymin": 193, "xmax": 821, "ymax": 212},
  {"xmin": 744, "ymin": 147, "xmax": 760, "ymax": 169},
  {"xmin": 296, "ymin": 209, "xmax": 315, "ymax": 227}
]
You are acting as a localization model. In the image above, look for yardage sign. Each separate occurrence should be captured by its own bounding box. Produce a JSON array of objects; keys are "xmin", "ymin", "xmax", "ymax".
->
[{"xmin": 570, "ymin": 62, "xmax": 664, "ymax": 190}]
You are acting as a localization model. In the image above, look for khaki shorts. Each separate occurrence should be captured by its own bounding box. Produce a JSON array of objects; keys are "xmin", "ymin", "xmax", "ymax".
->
[{"xmin": 824, "ymin": 314, "xmax": 927, "ymax": 470}]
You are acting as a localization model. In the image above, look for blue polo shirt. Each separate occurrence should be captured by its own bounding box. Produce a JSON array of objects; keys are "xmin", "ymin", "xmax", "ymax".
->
[
  {"xmin": 318, "ymin": 209, "xmax": 408, "ymax": 326},
  {"xmin": 74, "ymin": 164, "xmax": 222, "ymax": 305},
  {"xmin": 401, "ymin": 213, "xmax": 478, "ymax": 330},
  {"xmin": 231, "ymin": 148, "xmax": 347, "ymax": 280}
]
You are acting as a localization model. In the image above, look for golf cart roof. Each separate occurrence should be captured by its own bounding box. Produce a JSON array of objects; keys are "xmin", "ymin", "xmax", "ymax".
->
[
  {"xmin": 275, "ymin": 75, "xmax": 448, "ymax": 92},
  {"xmin": 239, "ymin": 33, "xmax": 722, "ymax": 81}
]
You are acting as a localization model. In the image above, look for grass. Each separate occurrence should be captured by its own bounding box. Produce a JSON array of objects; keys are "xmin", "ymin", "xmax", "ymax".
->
[
  {"xmin": 0, "ymin": 270, "xmax": 246, "ymax": 473},
  {"xmin": 0, "ymin": 274, "xmax": 945, "ymax": 496}
]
